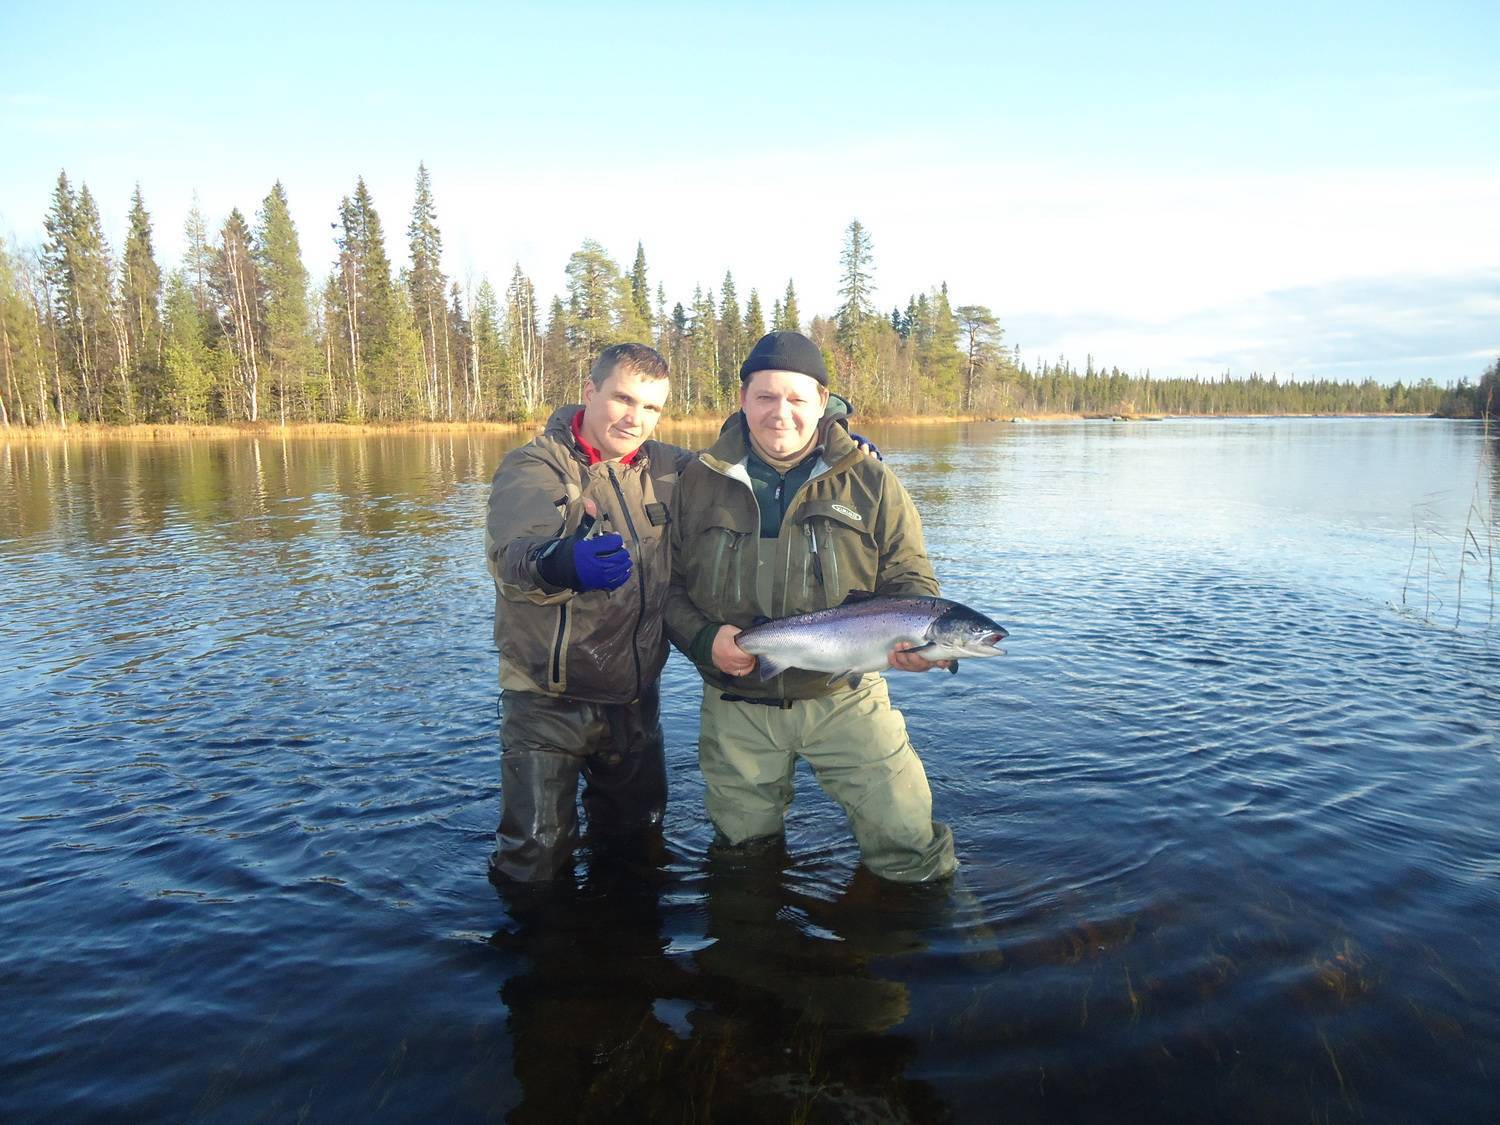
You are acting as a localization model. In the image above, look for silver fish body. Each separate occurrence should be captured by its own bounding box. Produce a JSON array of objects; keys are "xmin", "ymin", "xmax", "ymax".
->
[{"xmin": 735, "ymin": 595, "xmax": 1008, "ymax": 687}]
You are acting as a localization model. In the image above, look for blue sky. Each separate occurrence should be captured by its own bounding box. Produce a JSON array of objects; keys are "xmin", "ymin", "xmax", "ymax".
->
[{"xmin": 2, "ymin": 0, "xmax": 1496, "ymax": 382}]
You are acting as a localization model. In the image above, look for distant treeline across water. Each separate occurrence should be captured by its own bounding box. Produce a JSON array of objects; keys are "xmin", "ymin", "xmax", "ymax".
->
[{"xmin": 1, "ymin": 167, "xmax": 1490, "ymax": 430}]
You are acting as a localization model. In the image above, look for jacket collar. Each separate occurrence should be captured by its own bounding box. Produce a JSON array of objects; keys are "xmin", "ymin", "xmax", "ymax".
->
[{"xmin": 541, "ymin": 404, "xmax": 644, "ymax": 468}]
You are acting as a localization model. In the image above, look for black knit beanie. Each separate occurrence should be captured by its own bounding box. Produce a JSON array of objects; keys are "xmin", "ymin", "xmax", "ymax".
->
[{"xmin": 739, "ymin": 331, "xmax": 828, "ymax": 387}]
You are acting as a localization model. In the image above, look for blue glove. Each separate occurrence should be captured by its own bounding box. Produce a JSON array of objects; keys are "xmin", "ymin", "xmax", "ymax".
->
[
  {"xmin": 849, "ymin": 432, "xmax": 883, "ymax": 461},
  {"xmin": 573, "ymin": 532, "xmax": 632, "ymax": 591},
  {"xmin": 536, "ymin": 528, "xmax": 632, "ymax": 591}
]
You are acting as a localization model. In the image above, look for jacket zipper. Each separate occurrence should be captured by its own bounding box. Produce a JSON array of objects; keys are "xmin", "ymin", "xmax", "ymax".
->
[
  {"xmin": 822, "ymin": 523, "xmax": 838, "ymax": 604},
  {"xmin": 607, "ymin": 464, "xmax": 645, "ymax": 701},
  {"xmin": 550, "ymin": 603, "xmax": 568, "ymax": 687}
]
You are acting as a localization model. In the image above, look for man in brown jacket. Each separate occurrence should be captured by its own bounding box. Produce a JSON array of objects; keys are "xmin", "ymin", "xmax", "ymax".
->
[
  {"xmin": 665, "ymin": 331, "xmax": 958, "ymax": 882},
  {"xmin": 485, "ymin": 343, "xmax": 690, "ymax": 883}
]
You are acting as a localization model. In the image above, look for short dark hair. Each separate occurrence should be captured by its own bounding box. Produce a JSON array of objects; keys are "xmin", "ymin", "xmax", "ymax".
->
[{"xmin": 589, "ymin": 343, "xmax": 669, "ymax": 388}]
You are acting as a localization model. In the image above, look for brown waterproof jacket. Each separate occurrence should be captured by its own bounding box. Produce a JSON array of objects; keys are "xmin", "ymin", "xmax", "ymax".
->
[
  {"xmin": 665, "ymin": 415, "xmax": 939, "ymax": 701},
  {"xmin": 486, "ymin": 406, "xmax": 691, "ymax": 703}
]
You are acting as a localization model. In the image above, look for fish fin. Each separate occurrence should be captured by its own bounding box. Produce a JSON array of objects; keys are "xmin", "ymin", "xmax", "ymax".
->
[
  {"xmin": 755, "ymin": 655, "xmax": 789, "ymax": 681},
  {"xmin": 826, "ymin": 670, "xmax": 863, "ymax": 690},
  {"xmin": 839, "ymin": 589, "xmax": 875, "ymax": 605},
  {"xmin": 947, "ymin": 659, "xmax": 960, "ymax": 676},
  {"xmin": 750, "ymin": 614, "xmax": 771, "ymax": 627},
  {"xmin": 905, "ymin": 642, "xmax": 936, "ymax": 654}
]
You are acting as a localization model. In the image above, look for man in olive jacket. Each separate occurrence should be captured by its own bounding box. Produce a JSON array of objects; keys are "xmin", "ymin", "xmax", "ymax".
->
[
  {"xmin": 486, "ymin": 343, "xmax": 690, "ymax": 882},
  {"xmin": 665, "ymin": 331, "xmax": 959, "ymax": 882}
]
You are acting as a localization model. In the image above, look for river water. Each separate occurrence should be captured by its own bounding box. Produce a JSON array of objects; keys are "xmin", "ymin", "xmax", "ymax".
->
[{"xmin": 2, "ymin": 418, "xmax": 1497, "ymax": 1123}]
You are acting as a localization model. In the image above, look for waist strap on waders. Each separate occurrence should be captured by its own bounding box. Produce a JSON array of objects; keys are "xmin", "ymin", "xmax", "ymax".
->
[{"xmin": 720, "ymin": 693, "xmax": 795, "ymax": 710}]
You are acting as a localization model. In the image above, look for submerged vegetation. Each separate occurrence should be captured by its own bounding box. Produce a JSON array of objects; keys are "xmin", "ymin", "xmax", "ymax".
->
[{"xmin": 0, "ymin": 167, "xmax": 1470, "ymax": 431}]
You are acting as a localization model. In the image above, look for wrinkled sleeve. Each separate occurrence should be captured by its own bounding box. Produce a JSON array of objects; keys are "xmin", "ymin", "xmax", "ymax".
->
[
  {"xmin": 485, "ymin": 446, "xmax": 574, "ymax": 607},
  {"xmin": 873, "ymin": 470, "xmax": 941, "ymax": 598},
  {"xmin": 664, "ymin": 465, "xmax": 715, "ymax": 657}
]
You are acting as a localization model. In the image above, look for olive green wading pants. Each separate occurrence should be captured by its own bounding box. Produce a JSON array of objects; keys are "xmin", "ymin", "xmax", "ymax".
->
[
  {"xmin": 699, "ymin": 676, "xmax": 957, "ymax": 883},
  {"xmin": 491, "ymin": 683, "xmax": 667, "ymax": 883}
]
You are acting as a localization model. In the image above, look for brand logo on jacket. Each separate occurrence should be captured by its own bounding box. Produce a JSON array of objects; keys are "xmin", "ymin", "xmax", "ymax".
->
[{"xmin": 831, "ymin": 504, "xmax": 862, "ymax": 521}]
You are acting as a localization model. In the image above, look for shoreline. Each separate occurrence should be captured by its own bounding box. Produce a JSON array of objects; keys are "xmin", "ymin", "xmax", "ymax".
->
[{"xmin": 0, "ymin": 411, "xmax": 1438, "ymax": 443}]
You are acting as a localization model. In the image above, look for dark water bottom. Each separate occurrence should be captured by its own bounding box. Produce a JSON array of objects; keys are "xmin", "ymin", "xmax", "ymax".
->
[{"xmin": 8, "ymin": 814, "xmax": 1493, "ymax": 1125}]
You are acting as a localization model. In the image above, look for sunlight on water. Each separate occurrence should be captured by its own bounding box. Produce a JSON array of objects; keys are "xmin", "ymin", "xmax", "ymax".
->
[{"xmin": 1, "ymin": 419, "xmax": 1497, "ymax": 1121}]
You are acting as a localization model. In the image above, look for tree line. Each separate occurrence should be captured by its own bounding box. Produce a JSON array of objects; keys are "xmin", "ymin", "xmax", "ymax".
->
[
  {"xmin": 0, "ymin": 167, "xmax": 1465, "ymax": 429},
  {"xmin": 1435, "ymin": 357, "xmax": 1499, "ymax": 419}
]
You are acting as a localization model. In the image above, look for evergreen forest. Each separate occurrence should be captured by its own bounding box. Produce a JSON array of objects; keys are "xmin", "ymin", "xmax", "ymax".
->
[{"xmin": 0, "ymin": 167, "xmax": 1482, "ymax": 430}]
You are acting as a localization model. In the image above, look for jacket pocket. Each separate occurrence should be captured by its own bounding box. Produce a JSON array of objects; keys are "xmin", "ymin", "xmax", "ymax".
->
[
  {"xmin": 690, "ymin": 525, "xmax": 750, "ymax": 615},
  {"xmin": 686, "ymin": 500, "xmax": 757, "ymax": 618},
  {"xmin": 799, "ymin": 502, "xmax": 878, "ymax": 607}
]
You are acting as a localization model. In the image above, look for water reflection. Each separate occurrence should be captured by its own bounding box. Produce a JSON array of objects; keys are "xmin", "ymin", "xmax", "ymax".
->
[{"xmin": 490, "ymin": 840, "xmax": 949, "ymax": 1122}]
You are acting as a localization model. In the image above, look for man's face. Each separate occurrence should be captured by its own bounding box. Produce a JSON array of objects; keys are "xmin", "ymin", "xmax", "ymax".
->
[
  {"xmin": 741, "ymin": 370, "xmax": 829, "ymax": 459},
  {"xmin": 580, "ymin": 366, "xmax": 670, "ymax": 460}
]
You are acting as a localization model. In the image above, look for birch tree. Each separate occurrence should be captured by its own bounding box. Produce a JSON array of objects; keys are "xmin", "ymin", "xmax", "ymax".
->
[{"xmin": 211, "ymin": 209, "xmax": 264, "ymax": 421}]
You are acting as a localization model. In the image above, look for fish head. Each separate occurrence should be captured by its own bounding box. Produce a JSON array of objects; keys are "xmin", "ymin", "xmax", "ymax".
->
[{"xmin": 929, "ymin": 602, "xmax": 1009, "ymax": 658}]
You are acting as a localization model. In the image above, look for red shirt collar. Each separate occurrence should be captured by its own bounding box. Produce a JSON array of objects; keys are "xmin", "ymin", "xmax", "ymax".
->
[{"xmin": 571, "ymin": 408, "xmax": 639, "ymax": 466}]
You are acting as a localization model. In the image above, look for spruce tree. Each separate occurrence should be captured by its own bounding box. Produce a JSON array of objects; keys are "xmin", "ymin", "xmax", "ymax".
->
[
  {"xmin": 719, "ymin": 271, "xmax": 743, "ymax": 381},
  {"xmin": 44, "ymin": 174, "xmax": 117, "ymax": 422},
  {"xmin": 472, "ymin": 278, "xmax": 505, "ymax": 416},
  {"xmin": 331, "ymin": 178, "xmax": 396, "ymax": 418},
  {"xmin": 407, "ymin": 163, "xmax": 448, "ymax": 418},
  {"xmin": 121, "ymin": 185, "xmax": 163, "ymax": 415},
  {"xmin": 781, "ymin": 279, "xmax": 801, "ymax": 333},
  {"xmin": 255, "ymin": 181, "xmax": 312, "ymax": 423},
  {"xmin": 630, "ymin": 242, "xmax": 652, "ymax": 330},
  {"xmin": 744, "ymin": 288, "xmax": 765, "ymax": 343},
  {"xmin": 835, "ymin": 219, "xmax": 874, "ymax": 344}
]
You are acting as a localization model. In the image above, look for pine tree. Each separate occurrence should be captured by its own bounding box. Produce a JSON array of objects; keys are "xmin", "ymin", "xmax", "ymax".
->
[
  {"xmin": 956, "ymin": 304, "xmax": 1002, "ymax": 412},
  {"xmin": 564, "ymin": 240, "xmax": 629, "ymax": 384},
  {"xmin": 255, "ymin": 181, "xmax": 312, "ymax": 424}
]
